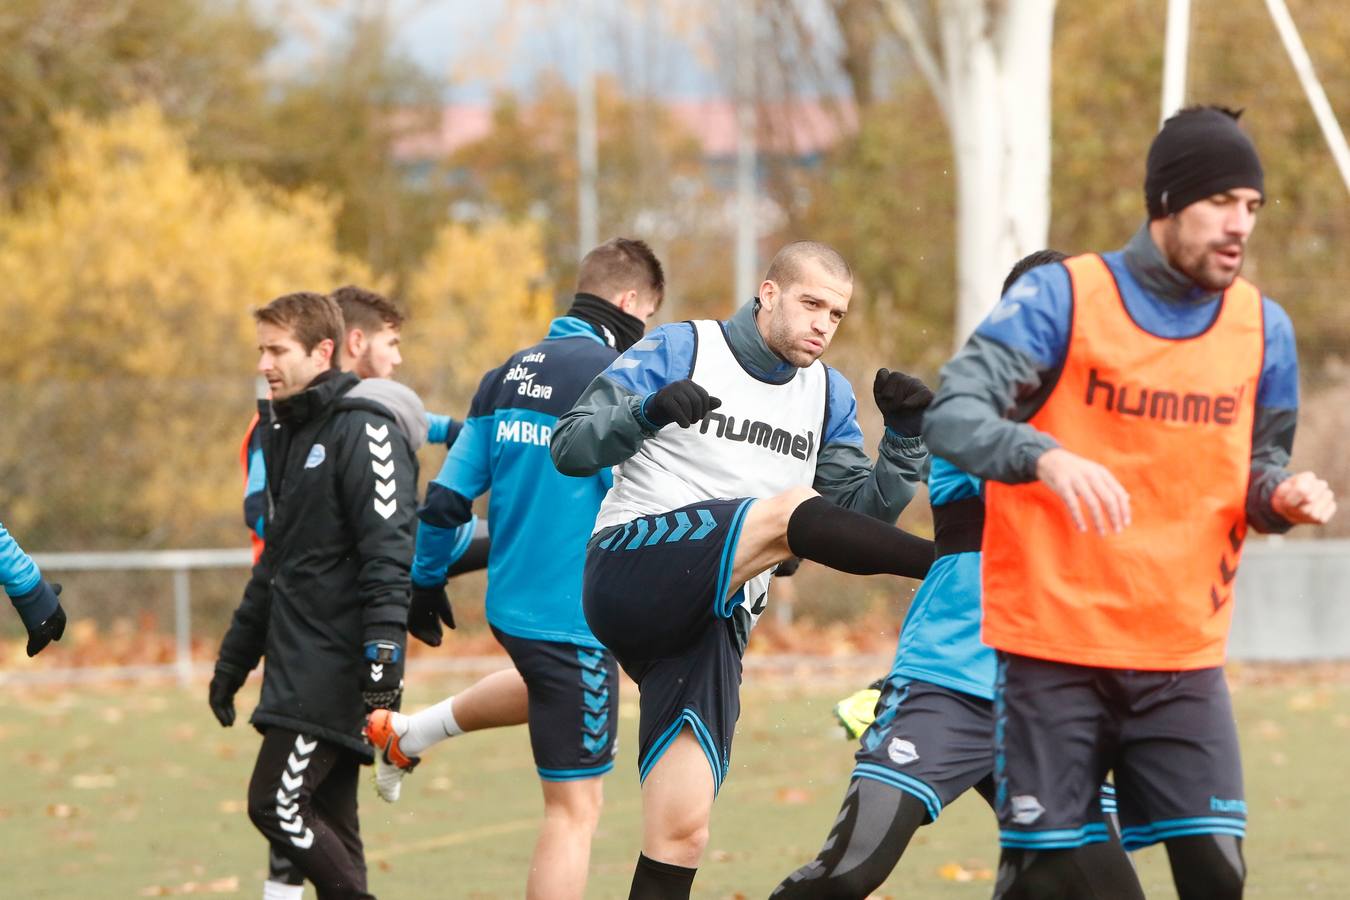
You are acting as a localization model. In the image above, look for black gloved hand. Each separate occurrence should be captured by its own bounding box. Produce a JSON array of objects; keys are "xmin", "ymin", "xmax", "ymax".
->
[
  {"xmin": 642, "ymin": 380, "xmax": 723, "ymax": 429},
  {"xmin": 775, "ymin": 557, "xmax": 802, "ymax": 578},
  {"xmin": 407, "ymin": 583, "xmax": 455, "ymax": 647},
  {"xmin": 11, "ymin": 580, "xmax": 66, "ymax": 658},
  {"xmin": 209, "ymin": 663, "xmax": 247, "ymax": 727},
  {"xmin": 361, "ymin": 639, "xmax": 405, "ymax": 712},
  {"xmin": 872, "ymin": 368, "xmax": 935, "ymax": 437}
]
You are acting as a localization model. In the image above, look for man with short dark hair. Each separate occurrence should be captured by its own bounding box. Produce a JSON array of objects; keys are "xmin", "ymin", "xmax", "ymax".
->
[
  {"xmin": 924, "ymin": 106, "xmax": 1336, "ymax": 899},
  {"xmin": 550, "ymin": 240, "xmax": 936, "ymax": 898},
  {"xmin": 365, "ymin": 238, "xmax": 666, "ymax": 900},
  {"xmin": 2, "ymin": 520, "xmax": 66, "ymax": 658},
  {"xmin": 241, "ymin": 285, "xmax": 463, "ymax": 563},
  {"xmin": 211, "ymin": 291, "xmax": 419, "ymax": 900}
]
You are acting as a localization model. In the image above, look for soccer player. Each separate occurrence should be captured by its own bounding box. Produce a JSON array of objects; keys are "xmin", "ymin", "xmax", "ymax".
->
[
  {"xmin": 209, "ymin": 293, "xmax": 420, "ymax": 900},
  {"xmin": 2, "ymin": 519, "xmax": 66, "ymax": 657},
  {"xmin": 773, "ymin": 252, "xmax": 1141, "ymax": 900},
  {"xmin": 240, "ymin": 285, "xmax": 467, "ymax": 562},
  {"xmin": 924, "ymin": 107, "xmax": 1337, "ymax": 899},
  {"xmin": 365, "ymin": 238, "xmax": 666, "ymax": 900},
  {"xmin": 551, "ymin": 241, "xmax": 937, "ymax": 899}
]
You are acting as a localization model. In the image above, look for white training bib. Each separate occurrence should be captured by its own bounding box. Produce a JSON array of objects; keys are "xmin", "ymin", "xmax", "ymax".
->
[{"xmin": 595, "ymin": 319, "xmax": 828, "ymax": 626}]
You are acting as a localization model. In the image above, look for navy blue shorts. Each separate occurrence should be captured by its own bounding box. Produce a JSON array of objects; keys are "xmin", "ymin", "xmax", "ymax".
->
[
  {"xmin": 854, "ymin": 678, "xmax": 1118, "ymax": 826},
  {"xmin": 583, "ymin": 498, "xmax": 757, "ymax": 792},
  {"xmin": 492, "ymin": 627, "xmax": 620, "ymax": 782},
  {"xmin": 995, "ymin": 653, "xmax": 1245, "ymax": 851}
]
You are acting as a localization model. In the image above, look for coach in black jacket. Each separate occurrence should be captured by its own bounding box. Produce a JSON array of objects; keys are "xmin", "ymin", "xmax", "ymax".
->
[{"xmin": 210, "ymin": 292, "xmax": 417, "ymax": 900}]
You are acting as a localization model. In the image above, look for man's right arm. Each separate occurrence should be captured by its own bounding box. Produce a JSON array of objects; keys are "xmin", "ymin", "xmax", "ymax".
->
[
  {"xmin": 551, "ymin": 323, "xmax": 697, "ymax": 476},
  {"xmin": 413, "ymin": 371, "xmax": 496, "ymax": 588},
  {"xmin": 923, "ymin": 264, "xmax": 1072, "ymax": 482},
  {"xmin": 216, "ymin": 555, "xmax": 271, "ymax": 675}
]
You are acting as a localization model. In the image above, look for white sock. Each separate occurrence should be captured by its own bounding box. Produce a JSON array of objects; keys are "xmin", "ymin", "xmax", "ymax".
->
[
  {"xmin": 399, "ymin": 695, "xmax": 464, "ymax": 756},
  {"xmin": 263, "ymin": 881, "xmax": 304, "ymax": 900}
]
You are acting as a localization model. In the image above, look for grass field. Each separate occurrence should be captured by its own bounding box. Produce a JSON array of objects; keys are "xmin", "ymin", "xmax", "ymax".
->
[{"xmin": 0, "ymin": 665, "xmax": 1346, "ymax": 898}]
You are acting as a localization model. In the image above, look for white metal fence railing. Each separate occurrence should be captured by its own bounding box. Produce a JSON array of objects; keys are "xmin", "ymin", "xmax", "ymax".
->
[{"xmin": 2, "ymin": 538, "xmax": 1347, "ymax": 687}]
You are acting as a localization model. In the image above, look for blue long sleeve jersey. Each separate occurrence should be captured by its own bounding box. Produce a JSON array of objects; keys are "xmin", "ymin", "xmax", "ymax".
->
[
  {"xmin": 413, "ymin": 317, "xmax": 620, "ymax": 647},
  {"xmin": 1, "ymin": 520, "xmax": 42, "ymax": 598},
  {"xmin": 923, "ymin": 226, "xmax": 1300, "ymax": 534},
  {"xmin": 887, "ymin": 457, "xmax": 991, "ymax": 698},
  {"xmin": 245, "ymin": 411, "xmax": 459, "ymax": 541}
]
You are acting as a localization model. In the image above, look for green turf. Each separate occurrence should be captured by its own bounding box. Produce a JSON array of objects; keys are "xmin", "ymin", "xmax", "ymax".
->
[{"xmin": 0, "ymin": 671, "xmax": 1346, "ymax": 898}]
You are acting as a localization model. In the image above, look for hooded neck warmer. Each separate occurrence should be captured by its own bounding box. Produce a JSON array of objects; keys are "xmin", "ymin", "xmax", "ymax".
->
[{"xmin": 566, "ymin": 292, "xmax": 645, "ymax": 353}]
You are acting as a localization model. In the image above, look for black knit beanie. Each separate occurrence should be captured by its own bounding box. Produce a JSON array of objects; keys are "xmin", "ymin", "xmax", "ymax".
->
[{"xmin": 1145, "ymin": 107, "xmax": 1264, "ymax": 219}]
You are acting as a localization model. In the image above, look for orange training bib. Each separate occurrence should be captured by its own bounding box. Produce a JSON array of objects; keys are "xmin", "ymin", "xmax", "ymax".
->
[{"xmin": 982, "ymin": 253, "xmax": 1263, "ymax": 669}]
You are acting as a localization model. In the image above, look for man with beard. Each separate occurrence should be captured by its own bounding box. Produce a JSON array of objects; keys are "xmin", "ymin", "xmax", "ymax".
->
[{"xmin": 923, "ymin": 106, "xmax": 1336, "ymax": 899}]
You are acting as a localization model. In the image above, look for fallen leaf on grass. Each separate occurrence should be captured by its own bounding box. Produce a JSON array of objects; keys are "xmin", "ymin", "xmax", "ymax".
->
[
  {"xmin": 46, "ymin": 803, "xmax": 78, "ymax": 819},
  {"xmin": 138, "ymin": 876, "xmax": 239, "ymax": 895},
  {"xmin": 71, "ymin": 773, "xmax": 118, "ymax": 790},
  {"xmin": 774, "ymin": 787, "xmax": 812, "ymax": 805},
  {"xmin": 217, "ymin": 800, "xmax": 246, "ymax": 814},
  {"xmin": 937, "ymin": 861, "xmax": 993, "ymax": 882}
]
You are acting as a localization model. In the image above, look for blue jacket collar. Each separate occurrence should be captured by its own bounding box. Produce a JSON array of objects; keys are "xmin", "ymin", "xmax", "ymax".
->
[{"xmin": 545, "ymin": 316, "xmax": 607, "ymax": 345}]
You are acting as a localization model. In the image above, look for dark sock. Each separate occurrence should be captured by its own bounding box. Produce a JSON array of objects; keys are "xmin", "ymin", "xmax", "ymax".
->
[
  {"xmin": 629, "ymin": 853, "xmax": 697, "ymax": 900},
  {"xmin": 786, "ymin": 496, "xmax": 934, "ymax": 579}
]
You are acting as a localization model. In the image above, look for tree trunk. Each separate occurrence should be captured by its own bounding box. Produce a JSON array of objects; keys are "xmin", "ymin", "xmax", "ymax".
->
[{"xmin": 895, "ymin": 0, "xmax": 1056, "ymax": 345}]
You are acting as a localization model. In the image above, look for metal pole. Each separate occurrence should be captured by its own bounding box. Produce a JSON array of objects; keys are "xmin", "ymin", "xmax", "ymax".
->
[
  {"xmin": 734, "ymin": 0, "xmax": 758, "ymax": 305},
  {"xmin": 1264, "ymin": 0, "xmax": 1350, "ymax": 198},
  {"xmin": 1160, "ymin": 0, "xmax": 1191, "ymax": 124},
  {"xmin": 577, "ymin": 0, "xmax": 599, "ymax": 256},
  {"xmin": 173, "ymin": 567, "xmax": 192, "ymax": 688}
]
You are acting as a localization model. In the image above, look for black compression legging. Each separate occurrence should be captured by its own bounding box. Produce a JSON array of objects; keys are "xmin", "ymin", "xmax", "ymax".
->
[
  {"xmin": 1167, "ymin": 834, "xmax": 1245, "ymax": 900},
  {"xmin": 771, "ymin": 777, "xmax": 928, "ymax": 899}
]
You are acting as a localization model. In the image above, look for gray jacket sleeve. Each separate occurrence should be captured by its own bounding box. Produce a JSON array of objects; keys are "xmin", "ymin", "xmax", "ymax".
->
[
  {"xmin": 1247, "ymin": 407, "xmax": 1296, "ymax": 534},
  {"xmin": 814, "ymin": 433, "xmax": 927, "ymax": 522},
  {"xmin": 551, "ymin": 374, "xmax": 651, "ymax": 476},
  {"xmin": 922, "ymin": 333, "xmax": 1060, "ymax": 483}
]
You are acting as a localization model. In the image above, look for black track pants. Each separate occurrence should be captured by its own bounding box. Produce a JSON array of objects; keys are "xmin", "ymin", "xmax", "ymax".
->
[{"xmin": 247, "ymin": 727, "xmax": 373, "ymax": 900}]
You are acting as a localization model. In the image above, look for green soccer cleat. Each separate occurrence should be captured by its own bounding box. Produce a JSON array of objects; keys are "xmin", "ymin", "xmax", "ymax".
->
[{"xmin": 832, "ymin": 685, "xmax": 882, "ymax": 741}]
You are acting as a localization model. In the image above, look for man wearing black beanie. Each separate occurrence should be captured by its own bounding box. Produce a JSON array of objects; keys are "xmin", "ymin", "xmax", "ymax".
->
[{"xmin": 924, "ymin": 105, "xmax": 1336, "ymax": 900}]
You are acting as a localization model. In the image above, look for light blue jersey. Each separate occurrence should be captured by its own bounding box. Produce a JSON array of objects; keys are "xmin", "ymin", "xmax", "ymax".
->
[
  {"xmin": 888, "ymin": 457, "xmax": 992, "ymax": 699},
  {"xmin": 415, "ymin": 317, "xmax": 620, "ymax": 647},
  {"xmin": 1, "ymin": 520, "xmax": 42, "ymax": 598}
]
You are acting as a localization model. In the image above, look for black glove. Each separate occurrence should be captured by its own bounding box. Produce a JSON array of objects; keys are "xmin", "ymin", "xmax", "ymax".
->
[
  {"xmin": 209, "ymin": 663, "xmax": 246, "ymax": 727},
  {"xmin": 642, "ymin": 380, "xmax": 723, "ymax": 428},
  {"xmin": 775, "ymin": 557, "xmax": 802, "ymax": 578},
  {"xmin": 407, "ymin": 583, "xmax": 455, "ymax": 647},
  {"xmin": 361, "ymin": 639, "xmax": 405, "ymax": 712},
  {"xmin": 11, "ymin": 580, "xmax": 66, "ymax": 658},
  {"xmin": 872, "ymin": 368, "xmax": 935, "ymax": 437}
]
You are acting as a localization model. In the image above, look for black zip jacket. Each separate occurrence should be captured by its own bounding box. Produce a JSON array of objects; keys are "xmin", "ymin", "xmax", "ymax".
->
[{"xmin": 216, "ymin": 371, "xmax": 418, "ymax": 757}]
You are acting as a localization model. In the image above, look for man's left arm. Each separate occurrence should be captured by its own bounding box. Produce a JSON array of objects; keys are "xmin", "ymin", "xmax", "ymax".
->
[
  {"xmin": 338, "ymin": 413, "xmax": 419, "ymax": 706},
  {"xmin": 813, "ymin": 368, "xmax": 930, "ymax": 522},
  {"xmin": 1249, "ymin": 300, "xmax": 1336, "ymax": 531}
]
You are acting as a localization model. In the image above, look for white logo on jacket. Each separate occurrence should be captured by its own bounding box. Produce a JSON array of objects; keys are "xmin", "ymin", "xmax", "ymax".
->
[{"xmin": 304, "ymin": 444, "xmax": 326, "ymax": 469}]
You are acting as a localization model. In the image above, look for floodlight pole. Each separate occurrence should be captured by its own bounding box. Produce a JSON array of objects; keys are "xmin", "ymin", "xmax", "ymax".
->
[
  {"xmin": 578, "ymin": 0, "xmax": 599, "ymax": 257},
  {"xmin": 734, "ymin": 0, "xmax": 758, "ymax": 306},
  {"xmin": 1263, "ymin": 0, "xmax": 1350, "ymax": 198},
  {"xmin": 1160, "ymin": 0, "xmax": 1191, "ymax": 124}
]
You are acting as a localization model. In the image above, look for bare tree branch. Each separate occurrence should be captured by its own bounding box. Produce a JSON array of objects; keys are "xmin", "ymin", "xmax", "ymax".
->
[{"xmin": 879, "ymin": 0, "xmax": 950, "ymax": 128}]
